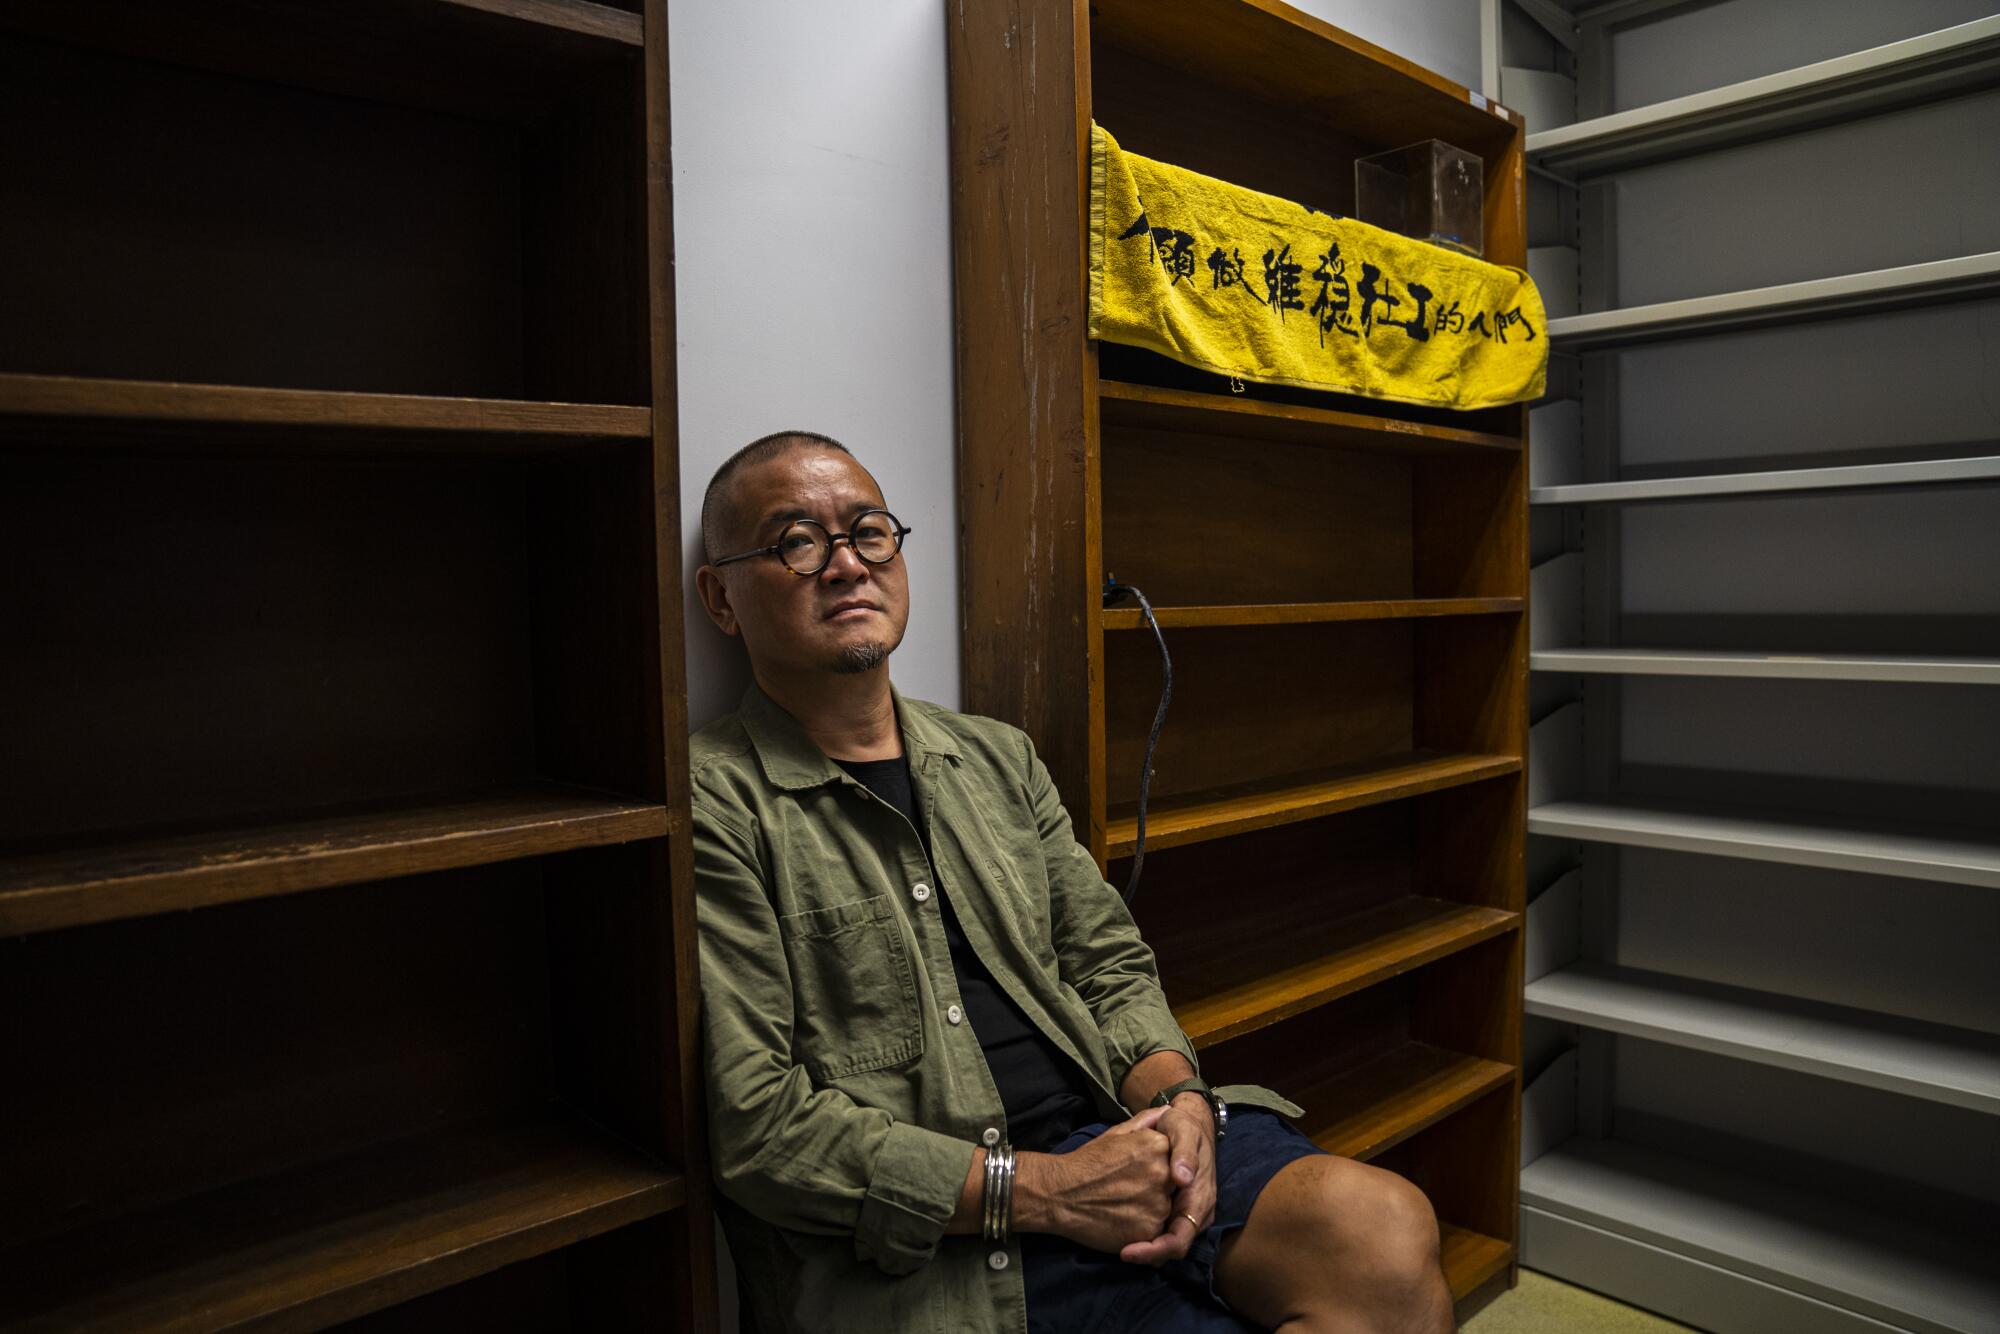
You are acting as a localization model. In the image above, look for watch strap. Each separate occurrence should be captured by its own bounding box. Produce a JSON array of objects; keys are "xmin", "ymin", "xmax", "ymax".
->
[
  {"xmin": 1151, "ymin": 1075, "xmax": 1210, "ymax": 1107},
  {"xmin": 1151, "ymin": 1076, "xmax": 1223, "ymax": 1136}
]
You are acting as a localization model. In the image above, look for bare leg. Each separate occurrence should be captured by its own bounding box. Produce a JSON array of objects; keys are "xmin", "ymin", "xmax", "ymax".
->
[{"xmin": 1212, "ymin": 1154, "xmax": 1455, "ymax": 1334}]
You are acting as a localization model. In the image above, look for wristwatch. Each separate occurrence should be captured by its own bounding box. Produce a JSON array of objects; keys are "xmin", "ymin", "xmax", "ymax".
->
[{"xmin": 1151, "ymin": 1076, "xmax": 1228, "ymax": 1139}]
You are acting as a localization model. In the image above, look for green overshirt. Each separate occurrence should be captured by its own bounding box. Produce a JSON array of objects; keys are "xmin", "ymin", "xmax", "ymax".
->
[{"xmin": 690, "ymin": 682, "xmax": 1299, "ymax": 1334}]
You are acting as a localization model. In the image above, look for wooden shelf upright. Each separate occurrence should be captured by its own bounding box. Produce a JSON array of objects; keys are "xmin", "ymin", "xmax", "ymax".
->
[
  {"xmin": 947, "ymin": 0, "xmax": 1529, "ymax": 1320},
  {"xmin": 0, "ymin": 1, "xmax": 714, "ymax": 1329}
]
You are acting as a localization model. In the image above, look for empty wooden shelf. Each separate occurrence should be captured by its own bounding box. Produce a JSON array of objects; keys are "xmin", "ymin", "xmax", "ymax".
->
[
  {"xmin": 1108, "ymin": 751, "xmax": 1521, "ymax": 857},
  {"xmin": 0, "ymin": 0, "xmax": 713, "ymax": 1324},
  {"xmin": 0, "ymin": 0, "xmax": 646, "ymax": 127},
  {"xmin": 0, "ymin": 784, "xmax": 672, "ymax": 936},
  {"xmin": 0, "ymin": 1115, "xmax": 682, "ymax": 1332},
  {"xmin": 1105, "ymin": 597, "xmax": 1522, "ymax": 631},
  {"xmin": 1440, "ymin": 1225, "xmax": 1514, "ymax": 1302},
  {"xmin": 1291, "ymin": 1041, "xmax": 1517, "ymax": 1162},
  {"xmin": 0, "ymin": 372, "xmax": 653, "ymax": 452},
  {"xmin": 950, "ymin": 4, "xmax": 1530, "ymax": 1314},
  {"xmin": 1098, "ymin": 381, "xmax": 1521, "ymax": 455},
  {"xmin": 1160, "ymin": 895, "xmax": 1519, "ymax": 1047}
]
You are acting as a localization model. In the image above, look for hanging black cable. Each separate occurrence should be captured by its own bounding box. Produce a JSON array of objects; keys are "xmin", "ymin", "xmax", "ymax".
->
[{"xmin": 1103, "ymin": 577, "xmax": 1170, "ymax": 906}]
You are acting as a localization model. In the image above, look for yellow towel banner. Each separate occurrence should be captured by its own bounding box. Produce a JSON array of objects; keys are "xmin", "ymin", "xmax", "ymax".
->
[{"xmin": 1088, "ymin": 124, "xmax": 1547, "ymax": 411}]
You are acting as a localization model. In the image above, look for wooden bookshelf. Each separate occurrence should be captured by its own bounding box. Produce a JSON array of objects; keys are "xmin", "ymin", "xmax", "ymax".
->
[
  {"xmin": 0, "ymin": 1116, "xmax": 683, "ymax": 1331},
  {"xmin": 0, "ymin": 373, "xmax": 654, "ymax": 452},
  {"xmin": 0, "ymin": 1, "xmax": 714, "ymax": 1328},
  {"xmin": 1098, "ymin": 380, "xmax": 1523, "ymax": 454},
  {"xmin": 0, "ymin": 785, "xmax": 673, "ymax": 936},
  {"xmin": 1107, "ymin": 751, "xmax": 1521, "ymax": 856},
  {"xmin": 948, "ymin": 0, "xmax": 1528, "ymax": 1320},
  {"xmin": 1294, "ymin": 1042, "xmax": 1517, "ymax": 1162},
  {"xmin": 1199, "ymin": 942, "xmax": 1525, "ymax": 1309},
  {"xmin": 1104, "ymin": 596, "xmax": 1523, "ymax": 630},
  {"xmin": 1162, "ymin": 894, "xmax": 1519, "ymax": 1047},
  {"xmin": 1441, "ymin": 1224, "xmax": 1516, "ymax": 1302}
]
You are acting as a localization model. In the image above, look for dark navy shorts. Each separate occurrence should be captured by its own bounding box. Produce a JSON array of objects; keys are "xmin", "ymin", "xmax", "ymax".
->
[{"xmin": 1021, "ymin": 1109, "xmax": 1326, "ymax": 1334}]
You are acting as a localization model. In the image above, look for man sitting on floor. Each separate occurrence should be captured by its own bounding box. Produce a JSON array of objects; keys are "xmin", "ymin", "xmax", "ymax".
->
[{"xmin": 689, "ymin": 429, "xmax": 1456, "ymax": 1334}]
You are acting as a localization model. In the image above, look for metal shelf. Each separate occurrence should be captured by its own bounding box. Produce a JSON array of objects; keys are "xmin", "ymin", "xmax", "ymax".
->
[
  {"xmin": 1522, "ymin": 1137, "xmax": 2000, "ymax": 1334},
  {"xmin": 1546, "ymin": 253, "xmax": 2000, "ymax": 350},
  {"xmin": 1529, "ymin": 16, "xmax": 2000, "ymax": 176},
  {"xmin": 1529, "ymin": 454, "xmax": 2000, "ymax": 505},
  {"xmin": 1525, "ymin": 960, "xmax": 2000, "ymax": 1113},
  {"xmin": 1531, "ymin": 647, "xmax": 2000, "ymax": 685},
  {"xmin": 1527, "ymin": 796, "xmax": 2000, "ymax": 888}
]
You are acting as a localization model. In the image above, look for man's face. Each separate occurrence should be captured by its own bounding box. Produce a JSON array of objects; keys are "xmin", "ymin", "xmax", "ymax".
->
[{"xmin": 697, "ymin": 448, "xmax": 911, "ymax": 679}]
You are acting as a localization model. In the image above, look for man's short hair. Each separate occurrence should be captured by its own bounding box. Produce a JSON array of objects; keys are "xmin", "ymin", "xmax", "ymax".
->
[{"xmin": 701, "ymin": 429, "xmax": 852, "ymax": 563}]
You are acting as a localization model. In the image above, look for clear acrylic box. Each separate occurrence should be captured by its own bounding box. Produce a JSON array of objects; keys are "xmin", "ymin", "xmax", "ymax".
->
[{"xmin": 1353, "ymin": 139, "xmax": 1485, "ymax": 258}]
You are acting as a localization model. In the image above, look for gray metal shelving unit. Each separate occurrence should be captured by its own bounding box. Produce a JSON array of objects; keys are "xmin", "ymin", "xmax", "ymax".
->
[
  {"xmin": 1518, "ymin": 1138, "xmax": 1997, "ymax": 1334},
  {"xmin": 1544, "ymin": 251, "xmax": 2000, "ymax": 348},
  {"xmin": 1527, "ymin": 15, "xmax": 2000, "ymax": 174},
  {"xmin": 1529, "ymin": 453, "xmax": 2000, "ymax": 504},
  {"xmin": 1491, "ymin": 0, "xmax": 2000, "ymax": 1329},
  {"xmin": 1526, "ymin": 796, "xmax": 2000, "ymax": 887},
  {"xmin": 1528, "ymin": 647, "xmax": 2000, "ymax": 684},
  {"xmin": 1523, "ymin": 959, "xmax": 2000, "ymax": 1112}
]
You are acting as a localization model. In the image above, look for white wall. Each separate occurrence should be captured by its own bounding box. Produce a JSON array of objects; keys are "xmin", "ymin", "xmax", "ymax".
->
[
  {"xmin": 1294, "ymin": 0, "xmax": 1483, "ymax": 92},
  {"xmin": 669, "ymin": 0, "xmax": 1480, "ymax": 733},
  {"xmin": 670, "ymin": 1, "xmax": 961, "ymax": 728}
]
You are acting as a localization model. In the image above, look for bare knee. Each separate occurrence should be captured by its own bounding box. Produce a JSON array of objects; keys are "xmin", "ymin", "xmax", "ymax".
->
[
  {"xmin": 1306, "ymin": 1161, "xmax": 1444, "ymax": 1300},
  {"xmin": 1218, "ymin": 1156, "xmax": 1450, "ymax": 1333},
  {"xmin": 1355, "ymin": 1168, "xmax": 1441, "ymax": 1271}
]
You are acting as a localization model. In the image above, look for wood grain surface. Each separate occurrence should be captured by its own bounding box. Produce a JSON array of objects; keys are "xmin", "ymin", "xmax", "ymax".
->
[
  {"xmin": 0, "ymin": 785, "xmax": 670, "ymax": 936},
  {"xmin": 0, "ymin": 373, "xmax": 650, "ymax": 451},
  {"xmin": 1107, "ymin": 751, "xmax": 1520, "ymax": 855},
  {"xmin": 949, "ymin": 1, "xmax": 1529, "ymax": 1311},
  {"xmin": 1158, "ymin": 894, "xmax": 1519, "ymax": 1046},
  {"xmin": 0, "ymin": 1115, "xmax": 681, "ymax": 1332},
  {"xmin": 1100, "ymin": 381, "xmax": 1521, "ymax": 455}
]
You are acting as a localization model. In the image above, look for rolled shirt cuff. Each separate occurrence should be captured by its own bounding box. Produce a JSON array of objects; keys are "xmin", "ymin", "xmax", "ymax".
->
[
  {"xmin": 854, "ymin": 1119, "xmax": 979, "ymax": 1275},
  {"xmin": 1102, "ymin": 1004, "xmax": 1200, "ymax": 1101}
]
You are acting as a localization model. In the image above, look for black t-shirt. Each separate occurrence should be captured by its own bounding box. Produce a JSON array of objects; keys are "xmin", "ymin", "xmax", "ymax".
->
[{"xmin": 832, "ymin": 753, "xmax": 1098, "ymax": 1150}]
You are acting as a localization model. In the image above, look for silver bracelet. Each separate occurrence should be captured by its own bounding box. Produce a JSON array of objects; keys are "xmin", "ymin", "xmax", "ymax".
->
[{"xmin": 982, "ymin": 1142, "xmax": 1015, "ymax": 1243}]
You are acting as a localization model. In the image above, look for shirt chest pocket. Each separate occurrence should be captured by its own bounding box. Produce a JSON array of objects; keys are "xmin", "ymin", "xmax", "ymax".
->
[{"xmin": 777, "ymin": 892, "xmax": 924, "ymax": 1082}]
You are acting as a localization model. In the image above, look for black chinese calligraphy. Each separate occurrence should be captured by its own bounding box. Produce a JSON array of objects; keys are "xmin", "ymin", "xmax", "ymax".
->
[
  {"xmin": 1263, "ymin": 243, "xmax": 1304, "ymax": 321},
  {"xmin": 1355, "ymin": 263, "xmax": 1432, "ymax": 342},
  {"xmin": 1207, "ymin": 245, "xmax": 1263, "ymax": 300},
  {"xmin": 1309, "ymin": 244, "xmax": 1357, "ymax": 344},
  {"xmin": 1115, "ymin": 200, "xmax": 1537, "ymax": 352},
  {"xmin": 1120, "ymin": 211, "xmax": 1197, "ymax": 286},
  {"xmin": 1493, "ymin": 306, "xmax": 1537, "ymax": 342}
]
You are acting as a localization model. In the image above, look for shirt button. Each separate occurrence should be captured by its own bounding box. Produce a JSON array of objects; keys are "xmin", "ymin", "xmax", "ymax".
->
[
  {"xmin": 981, "ymin": 1127, "xmax": 1001, "ymax": 1147},
  {"xmin": 912, "ymin": 884, "xmax": 931, "ymax": 903},
  {"xmin": 988, "ymin": 1250, "xmax": 1010, "ymax": 1271},
  {"xmin": 946, "ymin": 1004, "xmax": 964, "ymax": 1026}
]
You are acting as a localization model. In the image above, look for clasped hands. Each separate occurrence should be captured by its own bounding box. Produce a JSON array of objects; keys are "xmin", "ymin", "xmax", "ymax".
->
[{"xmin": 1017, "ymin": 1093, "xmax": 1216, "ymax": 1265}]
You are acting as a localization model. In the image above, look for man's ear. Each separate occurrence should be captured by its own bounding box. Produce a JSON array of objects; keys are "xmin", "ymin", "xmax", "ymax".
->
[{"xmin": 694, "ymin": 565, "xmax": 740, "ymax": 636}]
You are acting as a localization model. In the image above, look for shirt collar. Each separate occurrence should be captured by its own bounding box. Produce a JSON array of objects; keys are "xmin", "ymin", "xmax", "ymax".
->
[{"xmin": 737, "ymin": 678, "xmax": 960, "ymax": 792}]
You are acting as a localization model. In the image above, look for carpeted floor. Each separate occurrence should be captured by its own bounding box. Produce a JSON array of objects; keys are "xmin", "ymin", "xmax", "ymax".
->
[{"xmin": 1460, "ymin": 1269, "xmax": 1701, "ymax": 1333}]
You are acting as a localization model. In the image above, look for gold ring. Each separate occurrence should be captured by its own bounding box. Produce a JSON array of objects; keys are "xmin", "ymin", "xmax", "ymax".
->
[{"xmin": 1181, "ymin": 1212, "xmax": 1201, "ymax": 1229}]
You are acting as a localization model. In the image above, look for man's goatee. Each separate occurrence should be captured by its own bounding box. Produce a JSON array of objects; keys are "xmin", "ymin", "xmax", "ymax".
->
[{"xmin": 835, "ymin": 642, "xmax": 890, "ymax": 674}]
